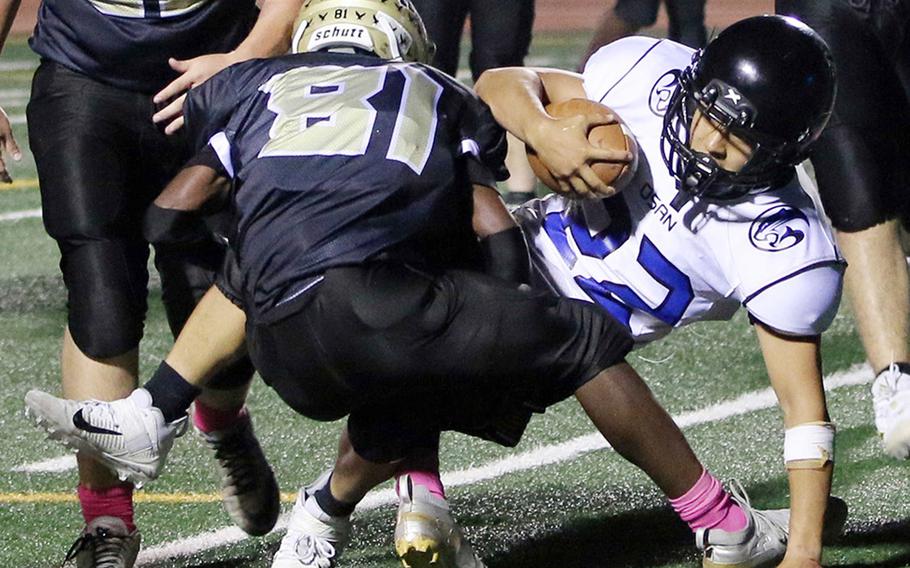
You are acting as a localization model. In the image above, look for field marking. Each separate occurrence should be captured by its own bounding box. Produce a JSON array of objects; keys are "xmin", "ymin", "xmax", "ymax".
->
[
  {"xmin": 0, "ymin": 88, "xmax": 29, "ymax": 98},
  {"xmin": 0, "ymin": 491, "xmax": 301, "ymax": 504},
  {"xmin": 135, "ymin": 363, "xmax": 872, "ymax": 564},
  {"xmin": 0, "ymin": 208, "xmax": 41, "ymax": 222},
  {"xmin": 0, "ymin": 178, "xmax": 39, "ymax": 191},
  {"xmin": 0, "ymin": 61, "xmax": 37, "ymax": 72},
  {"xmin": 11, "ymin": 454, "xmax": 74, "ymax": 473}
]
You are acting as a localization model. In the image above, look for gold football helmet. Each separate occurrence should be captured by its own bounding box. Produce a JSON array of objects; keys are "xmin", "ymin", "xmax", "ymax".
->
[{"xmin": 292, "ymin": 0, "xmax": 434, "ymax": 64}]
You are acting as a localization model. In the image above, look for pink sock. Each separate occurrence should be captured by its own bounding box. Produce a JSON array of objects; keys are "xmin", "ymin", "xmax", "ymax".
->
[
  {"xmin": 669, "ymin": 470, "xmax": 747, "ymax": 533},
  {"xmin": 396, "ymin": 470, "xmax": 446, "ymax": 500},
  {"xmin": 193, "ymin": 401, "xmax": 246, "ymax": 434},
  {"xmin": 77, "ymin": 484, "xmax": 136, "ymax": 532}
]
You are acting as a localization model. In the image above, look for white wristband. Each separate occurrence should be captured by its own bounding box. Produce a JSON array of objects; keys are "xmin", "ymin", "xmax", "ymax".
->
[{"xmin": 783, "ymin": 422, "xmax": 835, "ymax": 469}]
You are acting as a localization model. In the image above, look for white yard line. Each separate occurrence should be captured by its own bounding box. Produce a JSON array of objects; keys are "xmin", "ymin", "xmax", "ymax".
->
[
  {"xmin": 131, "ymin": 363, "xmax": 872, "ymax": 564},
  {"xmin": 0, "ymin": 88, "xmax": 29, "ymax": 98},
  {"xmin": 8, "ymin": 114, "xmax": 25, "ymax": 125},
  {"xmin": 0, "ymin": 209, "xmax": 41, "ymax": 222},
  {"xmin": 0, "ymin": 61, "xmax": 37, "ymax": 72},
  {"xmin": 11, "ymin": 455, "xmax": 76, "ymax": 473}
]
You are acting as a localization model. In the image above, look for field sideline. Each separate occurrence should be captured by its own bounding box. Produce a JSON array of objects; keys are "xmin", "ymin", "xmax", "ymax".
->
[{"xmin": 1, "ymin": 28, "xmax": 909, "ymax": 568}]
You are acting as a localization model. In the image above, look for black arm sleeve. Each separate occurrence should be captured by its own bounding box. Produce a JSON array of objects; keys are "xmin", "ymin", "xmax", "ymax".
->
[{"xmin": 479, "ymin": 225, "xmax": 531, "ymax": 285}]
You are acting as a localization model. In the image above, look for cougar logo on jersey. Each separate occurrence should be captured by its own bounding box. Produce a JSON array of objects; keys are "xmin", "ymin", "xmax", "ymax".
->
[
  {"xmin": 749, "ymin": 206, "xmax": 808, "ymax": 252},
  {"xmin": 649, "ymin": 70, "xmax": 680, "ymax": 116}
]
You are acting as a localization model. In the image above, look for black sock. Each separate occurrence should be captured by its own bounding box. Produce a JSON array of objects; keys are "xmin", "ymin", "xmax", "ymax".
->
[
  {"xmin": 142, "ymin": 361, "xmax": 201, "ymax": 422},
  {"xmin": 313, "ymin": 474, "xmax": 356, "ymax": 517}
]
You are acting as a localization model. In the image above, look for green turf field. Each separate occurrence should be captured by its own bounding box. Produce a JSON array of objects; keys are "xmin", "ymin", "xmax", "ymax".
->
[{"xmin": 1, "ymin": 32, "xmax": 908, "ymax": 568}]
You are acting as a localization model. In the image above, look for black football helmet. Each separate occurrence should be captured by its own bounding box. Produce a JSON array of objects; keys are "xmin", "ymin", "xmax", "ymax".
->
[{"xmin": 661, "ymin": 15, "xmax": 836, "ymax": 201}]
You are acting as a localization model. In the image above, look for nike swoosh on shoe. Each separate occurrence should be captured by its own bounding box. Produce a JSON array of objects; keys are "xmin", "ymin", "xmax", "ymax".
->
[{"xmin": 72, "ymin": 409, "xmax": 122, "ymax": 436}]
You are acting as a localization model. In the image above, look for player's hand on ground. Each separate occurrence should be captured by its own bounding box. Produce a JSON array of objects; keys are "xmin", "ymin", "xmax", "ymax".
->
[
  {"xmin": 527, "ymin": 112, "xmax": 632, "ymax": 199},
  {"xmin": 0, "ymin": 105, "xmax": 22, "ymax": 183},
  {"xmin": 153, "ymin": 53, "xmax": 236, "ymax": 134}
]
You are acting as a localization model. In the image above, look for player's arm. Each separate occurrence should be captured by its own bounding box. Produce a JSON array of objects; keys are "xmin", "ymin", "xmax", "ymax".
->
[
  {"xmin": 153, "ymin": 0, "xmax": 303, "ymax": 133},
  {"xmin": 475, "ymin": 67, "xmax": 630, "ymax": 198},
  {"xmin": 755, "ymin": 326, "xmax": 831, "ymax": 567},
  {"xmin": 473, "ymin": 184, "xmax": 530, "ymax": 285},
  {"xmin": 0, "ymin": 0, "xmax": 22, "ymax": 183},
  {"xmin": 144, "ymin": 146, "xmax": 232, "ymax": 245}
]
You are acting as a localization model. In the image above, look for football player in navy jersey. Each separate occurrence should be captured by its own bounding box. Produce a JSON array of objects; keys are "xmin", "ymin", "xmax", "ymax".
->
[
  {"xmin": 0, "ymin": 0, "xmax": 301, "ymax": 565},
  {"xmin": 24, "ymin": 3, "xmax": 809, "ymax": 568}
]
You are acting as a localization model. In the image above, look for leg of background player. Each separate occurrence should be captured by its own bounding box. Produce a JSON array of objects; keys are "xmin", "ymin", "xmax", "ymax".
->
[
  {"xmin": 838, "ymin": 220, "xmax": 910, "ymax": 371},
  {"xmin": 61, "ymin": 330, "xmax": 142, "ymax": 560}
]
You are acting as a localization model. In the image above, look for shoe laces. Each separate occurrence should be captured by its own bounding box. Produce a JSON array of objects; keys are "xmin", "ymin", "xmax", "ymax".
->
[
  {"xmin": 63, "ymin": 527, "xmax": 129, "ymax": 568},
  {"xmin": 293, "ymin": 533, "xmax": 339, "ymax": 568},
  {"xmin": 879, "ymin": 363, "xmax": 909, "ymax": 392},
  {"xmin": 209, "ymin": 423, "xmax": 259, "ymax": 494},
  {"xmin": 728, "ymin": 481, "xmax": 787, "ymax": 546}
]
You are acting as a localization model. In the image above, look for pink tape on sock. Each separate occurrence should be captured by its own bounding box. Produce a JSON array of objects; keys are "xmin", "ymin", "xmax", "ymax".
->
[
  {"xmin": 397, "ymin": 470, "xmax": 446, "ymax": 499},
  {"xmin": 193, "ymin": 401, "xmax": 246, "ymax": 434},
  {"xmin": 669, "ymin": 470, "xmax": 747, "ymax": 532},
  {"xmin": 77, "ymin": 484, "xmax": 136, "ymax": 532}
]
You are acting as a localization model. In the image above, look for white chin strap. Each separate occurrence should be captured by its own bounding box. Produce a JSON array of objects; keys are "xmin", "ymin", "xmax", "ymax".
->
[{"xmin": 783, "ymin": 421, "xmax": 835, "ymax": 470}]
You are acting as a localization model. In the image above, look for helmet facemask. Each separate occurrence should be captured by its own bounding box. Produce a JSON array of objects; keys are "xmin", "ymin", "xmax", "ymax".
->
[{"xmin": 661, "ymin": 60, "xmax": 795, "ymax": 202}]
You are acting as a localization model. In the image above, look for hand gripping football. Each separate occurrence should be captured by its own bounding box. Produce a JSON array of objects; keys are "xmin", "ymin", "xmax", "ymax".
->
[{"xmin": 526, "ymin": 98, "xmax": 637, "ymax": 195}]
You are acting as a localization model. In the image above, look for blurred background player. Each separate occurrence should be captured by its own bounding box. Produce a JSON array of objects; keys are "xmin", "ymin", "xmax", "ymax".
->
[
  {"xmin": 776, "ymin": 0, "xmax": 910, "ymax": 460},
  {"xmin": 0, "ymin": 0, "xmax": 302, "ymax": 565},
  {"xmin": 0, "ymin": 0, "xmax": 21, "ymax": 184},
  {"xmin": 411, "ymin": 0, "xmax": 540, "ymax": 206},
  {"xmin": 579, "ymin": 0, "xmax": 707, "ymax": 68},
  {"xmin": 25, "ymin": 5, "xmax": 805, "ymax": 568}
]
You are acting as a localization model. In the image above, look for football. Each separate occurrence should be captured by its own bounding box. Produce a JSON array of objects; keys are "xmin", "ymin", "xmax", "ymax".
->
[{"xmin": 526, "ymin": 98, "xmax": 637, "ymax": 195}]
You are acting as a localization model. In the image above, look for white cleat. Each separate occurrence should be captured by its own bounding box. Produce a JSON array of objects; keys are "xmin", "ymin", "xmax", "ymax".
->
[
  {"xmin": 24, "ymin": 388, "xmax": 186, "ymax": 485},
  {"xmin": 199, "ymin": 410, "xmax": 280, "ymax": 536},
  {"xmin": 696, "ymin": 482, "xmax": 789, "ymax": 568},
  {"xmin": 64, "ymin": 516, "xmax": 141, "ymax": 568},
  {"xmin": 272, "ymin": 471, "xmax": 352, "ymax": 568},
  {"xmin": 872, "ymin": 363, "xmax": 910, "ymax": 459},
  {"xmin": 394, "ymin": 474, "xmax": 486, "ymax": 568}
]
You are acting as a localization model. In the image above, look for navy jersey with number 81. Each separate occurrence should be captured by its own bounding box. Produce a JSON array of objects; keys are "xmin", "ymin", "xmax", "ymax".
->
[{"xmin": 184, "ymin": 52, "xmax": 507, "ymax": 321}]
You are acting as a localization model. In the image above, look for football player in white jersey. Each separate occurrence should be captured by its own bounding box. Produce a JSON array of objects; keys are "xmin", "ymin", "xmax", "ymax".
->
[{"xmin": 470, "ymin": 14, "xmax": 841, "ymax": 568}]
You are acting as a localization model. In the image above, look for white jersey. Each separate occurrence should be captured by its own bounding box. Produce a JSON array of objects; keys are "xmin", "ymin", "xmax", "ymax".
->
[{"xmin": 516, "ymin": 37, "xmax": 844, "ymax": 345}]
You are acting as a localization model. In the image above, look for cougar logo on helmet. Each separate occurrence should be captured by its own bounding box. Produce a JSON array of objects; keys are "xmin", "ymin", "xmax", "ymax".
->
[{"xmin": 292, "ymin": 0, "xmax": 434, "ymax": 64}]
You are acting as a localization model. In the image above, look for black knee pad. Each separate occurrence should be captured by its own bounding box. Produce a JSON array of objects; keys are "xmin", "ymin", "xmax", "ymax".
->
[
  {"xmin": 61, "ymin": 239, "xmax": 150, "ymax": 359},
  {"xmin": 207, "ymin": 356, "xmax": 256, "ymax": 390}
]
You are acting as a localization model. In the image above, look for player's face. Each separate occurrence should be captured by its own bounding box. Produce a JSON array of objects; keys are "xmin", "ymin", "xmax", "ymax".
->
[{"xmin": 688, "ymin": 109, "xmax": 754, "ymax": 173}]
